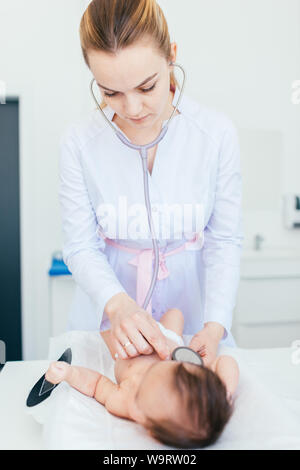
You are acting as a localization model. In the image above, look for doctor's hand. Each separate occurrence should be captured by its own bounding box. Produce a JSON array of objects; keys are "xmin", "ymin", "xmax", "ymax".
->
[
  {"xmin": 188, "ymin": 322, "xmax": 225, "ymax": 368},
  {"xmin": 104, "ymin": 293, "xmax": 171, "ymax": 361}
]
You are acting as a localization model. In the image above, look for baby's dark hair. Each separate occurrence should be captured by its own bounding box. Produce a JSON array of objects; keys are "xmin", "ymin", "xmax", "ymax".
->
[{"xmin": 143, "ymin": 362, "xmax": 233, "ymax": 449}]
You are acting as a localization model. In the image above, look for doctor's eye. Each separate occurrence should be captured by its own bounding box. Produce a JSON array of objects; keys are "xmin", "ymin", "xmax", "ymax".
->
[
  {"xmin": 141, "ymin": 83, "xmax": 156, "ymax": 93},
  {"xmin": 104, "ymin": 83, "xmax": 157, "ymax": 98}
]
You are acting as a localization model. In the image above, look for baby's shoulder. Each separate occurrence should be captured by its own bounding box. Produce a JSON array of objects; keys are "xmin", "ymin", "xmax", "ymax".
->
[
  {"xmin": 119, "ymin": 371, "xmax": 145, "ymax": 405},
  {"xmin": 209, "ymin": 356, "xmax": 219, "ymax": 373},
  {"xmin": 210, "ymin": 354, "xmax": 239, "ymax": 372},
  {"xmin": 209, "ymin": 354, "xmax": 231, "ymax": 369}
]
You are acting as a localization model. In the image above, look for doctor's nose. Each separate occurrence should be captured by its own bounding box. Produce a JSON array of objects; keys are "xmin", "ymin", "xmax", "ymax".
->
[{"xmin": 123, "ymin": 95, "xmax": 144, "ymax": 118}]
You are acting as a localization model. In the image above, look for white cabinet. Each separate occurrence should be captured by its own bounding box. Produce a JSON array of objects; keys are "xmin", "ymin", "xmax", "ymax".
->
[{"xmin": 232, "ymin": 249, "xmax": 300, "ymax": 348}]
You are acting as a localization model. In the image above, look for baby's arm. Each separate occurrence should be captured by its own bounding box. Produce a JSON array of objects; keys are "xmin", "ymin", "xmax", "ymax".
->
[
  {"xmin": 45, "ymin": 361, "xmax": 130, "ymax": 419},
  {"xmin": 214, "ymin": 355, "xmax": 239, "ymax": 403}
]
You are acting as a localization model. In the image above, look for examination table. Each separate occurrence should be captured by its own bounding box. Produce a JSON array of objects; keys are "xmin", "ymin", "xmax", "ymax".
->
[{"xmin": 0, "ymin": 331, "xmax": 299, "ymax": 450}]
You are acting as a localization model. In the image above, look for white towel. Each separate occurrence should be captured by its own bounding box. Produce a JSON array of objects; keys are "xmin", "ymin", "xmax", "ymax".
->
[{"xmin": 156, "ymin": 321, "xmax": 185, "ymax": 346}]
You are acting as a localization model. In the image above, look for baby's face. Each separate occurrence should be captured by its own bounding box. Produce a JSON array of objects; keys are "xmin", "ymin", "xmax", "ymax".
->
[{"xmin": 133, "ymin": 360, "xmax": 197, "ymax": 425}]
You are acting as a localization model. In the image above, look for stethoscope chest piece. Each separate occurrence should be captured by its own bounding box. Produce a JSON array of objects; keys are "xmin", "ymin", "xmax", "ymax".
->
[
  {"xmin": 171, "ymin": 346, "xmax": 204, "ymax": 366},
  {"xmin": 26, "ymin": 348, "xmax": 72, "ymax": 407}
]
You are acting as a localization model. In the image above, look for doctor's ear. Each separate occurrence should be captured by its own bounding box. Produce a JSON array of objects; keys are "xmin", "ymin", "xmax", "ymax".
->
[{"xmin": 169, "ymin": 42, "xmax": 177, "ymax": 66}]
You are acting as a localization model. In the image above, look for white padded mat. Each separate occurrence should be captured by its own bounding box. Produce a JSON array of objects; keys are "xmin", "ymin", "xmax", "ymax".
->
[{"xmin": 27, "ymin": 330, "xmax": 300, "ymax": 450}]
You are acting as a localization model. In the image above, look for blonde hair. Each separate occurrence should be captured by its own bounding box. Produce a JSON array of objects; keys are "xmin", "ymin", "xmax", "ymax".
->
[{"xmin": 79, "ymin": 0, "xmax": 179, "ymax": 110}]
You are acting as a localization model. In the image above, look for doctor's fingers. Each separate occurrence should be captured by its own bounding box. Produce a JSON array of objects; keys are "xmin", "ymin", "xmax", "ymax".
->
[
  {"xmin": 111, "ymin": 327, "xmax": 139, "ymax": 359},
  {"xmin": 111, "ymin": 336, "xmax": 131, "ymax": 360},
  {"xmin": 135, "ymin": 315, "xmax": 171, "ymax": 360},
  {"xmin": 120, "ymin": 320, "xmax": 154, "ymax": 356}
]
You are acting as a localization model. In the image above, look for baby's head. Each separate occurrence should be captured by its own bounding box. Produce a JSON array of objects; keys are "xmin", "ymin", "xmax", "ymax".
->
[{"xmin": 130, "ymin": 360, "xmax": 233, "ymax": 448}]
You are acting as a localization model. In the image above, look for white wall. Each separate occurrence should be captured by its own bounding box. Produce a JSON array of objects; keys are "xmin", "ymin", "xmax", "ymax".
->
[
  {"xmin": 160, "ymin": 0, "xmax": 300, "ymax": 247},
  {"xmin": 0, "ymin": 0, "xmax": 299, "ymax": 359},
  {"xmin": 0, "ymin": 0, "xmax": 92, "ymax": 359}
]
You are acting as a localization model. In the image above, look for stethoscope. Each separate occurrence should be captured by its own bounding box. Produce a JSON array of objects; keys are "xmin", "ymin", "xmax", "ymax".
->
[
  {"xmin": 89, "ymin": 61, "xmax": 186, "ymax": 314},
  {"xmin": 90, "ymin": 65, "xmax": 205, "ymax": 367},
  {"xmin": 26, "ymin": 62, "xmax": 204, "ymax": 408}
]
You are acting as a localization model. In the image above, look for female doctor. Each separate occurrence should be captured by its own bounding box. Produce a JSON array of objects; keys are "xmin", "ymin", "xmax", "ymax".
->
[{"xmin": 59, "ymin": 0, "xmax": 244, "ymax": 367}]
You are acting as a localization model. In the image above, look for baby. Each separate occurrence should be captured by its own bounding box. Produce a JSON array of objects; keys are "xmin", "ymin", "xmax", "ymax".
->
[{"xmin": 45, "ymin": 308, "xmax": 239, "ymax": 449}]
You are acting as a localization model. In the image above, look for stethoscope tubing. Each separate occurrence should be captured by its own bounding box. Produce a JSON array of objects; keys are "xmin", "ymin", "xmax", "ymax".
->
[{"xmin": 90, "ymin": 62, "xmax": 186, "ymax": 312}]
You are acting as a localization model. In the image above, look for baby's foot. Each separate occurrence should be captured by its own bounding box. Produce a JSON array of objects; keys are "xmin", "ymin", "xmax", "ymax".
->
[{"xmin": 45, "ymin": 361, "xmax": 70, "ymax": 384}]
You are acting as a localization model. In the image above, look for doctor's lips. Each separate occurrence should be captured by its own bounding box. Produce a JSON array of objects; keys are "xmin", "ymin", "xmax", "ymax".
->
[{"xmin": 129, "ymin": 114, "xmax": 150, "ymax": 122}]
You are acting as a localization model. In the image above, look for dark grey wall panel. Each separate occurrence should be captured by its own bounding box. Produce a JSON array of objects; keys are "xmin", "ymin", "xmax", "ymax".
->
[{"xmin": 0, "ymin": 98, "xmax": 22, "ymax": 361}]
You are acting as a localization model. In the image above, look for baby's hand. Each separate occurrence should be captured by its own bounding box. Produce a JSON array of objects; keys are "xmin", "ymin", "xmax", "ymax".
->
[{"xmin": 45, "ymin": 361, "xmax": 70, "ymax": 384}]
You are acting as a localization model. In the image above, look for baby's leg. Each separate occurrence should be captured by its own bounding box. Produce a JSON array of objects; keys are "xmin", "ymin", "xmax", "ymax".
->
[{"xmin": 159, "ymin": 308, "xmax": 184, "ymax": 336}]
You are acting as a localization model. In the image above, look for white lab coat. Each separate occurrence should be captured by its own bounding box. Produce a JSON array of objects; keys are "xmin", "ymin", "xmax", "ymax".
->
[{"xmin": 59, "ymin": 86, "xmax": 244, "ymax": 347}]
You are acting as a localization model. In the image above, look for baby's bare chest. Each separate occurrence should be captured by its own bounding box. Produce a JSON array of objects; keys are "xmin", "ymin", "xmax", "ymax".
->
[
  {"xmin": 114, "ymin": 335, "xmax": 182, "ymax": 383},
  {"xmin": 114, "ymin": 353, "xmax": 160, "ymax": 384}
]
